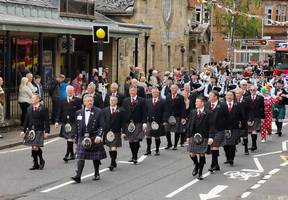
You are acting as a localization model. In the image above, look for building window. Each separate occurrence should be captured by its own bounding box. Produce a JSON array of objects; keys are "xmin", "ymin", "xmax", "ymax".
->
[
  {"xmin": 60, "ymin": 0, "xmax": 95, "ymax": 18},
  {"xmin": 195, "ymin": 6, "xmax": 202, "ymax": 23},
  {"xmin": 276, "ymin": 4, "xmax": 287, "ymax": 22},
  {"xmin": 265, "ymin": 5, "xmax": 273, "ymax": 25}
]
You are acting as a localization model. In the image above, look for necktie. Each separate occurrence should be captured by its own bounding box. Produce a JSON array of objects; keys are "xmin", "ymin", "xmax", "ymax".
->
[
  {"xmin": 172, "ymin": 95, "xmax": 176, "ymax": 100},
  {"xmin": 253, "ymin": 95, "xmax": 256, "ymax": 101},
  {"xmin": 112, "ymin": 108, "xmax": 115, "ymax": 115},
  {"xmin": 197, "ymin": 110, "xmax": 202, "ymax": 118},
  {"xmin": 211, "ymin": 103, "xmax": 215, "ymax": 110},
  {"xmin": 153, "ymin": 98, "xmax": 156, "ymax": 106},
  {"xmin": 228, "ymin": 102, "xmax": 232, "ymax": 112},
  {"xmin": 33, "ymin": 107, "xmax": 37, "ymax": 111}
]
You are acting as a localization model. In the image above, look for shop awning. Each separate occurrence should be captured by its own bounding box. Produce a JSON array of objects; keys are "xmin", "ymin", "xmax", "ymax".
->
[{"xmin": 0, "ymin": 13, "xmax": 142, "ymax": 38}]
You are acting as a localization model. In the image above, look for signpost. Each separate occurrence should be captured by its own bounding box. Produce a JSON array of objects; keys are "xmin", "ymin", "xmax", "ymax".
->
[{"xmin": 242, "ymin": 39, "xmax": 267, "ymax": 46}]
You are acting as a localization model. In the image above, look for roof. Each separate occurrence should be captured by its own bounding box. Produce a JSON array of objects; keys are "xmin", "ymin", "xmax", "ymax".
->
[
  {"xmin": 2, "ymin": 0, "xmax": 56, "ymax": 8},
  {"xmin": 95, "ymin": 0, "xmax": 134, "ymax": 15}
]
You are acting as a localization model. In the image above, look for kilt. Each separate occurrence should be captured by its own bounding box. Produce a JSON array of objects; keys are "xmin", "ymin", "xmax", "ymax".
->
[
  {"xmin": 76, "ymin": 142, "xmax": 107, "ymax": 160},
  {"xmin": 59, "ymin": 123, "xmax": 76, "ymax": 140},
  {"xmin": 187, "ymin": 138, "xmax": 208, "ymax": 154},
  {"xmin": 23, "ymin": 131, "xmax": 44, "ymax": 147},
  {"xmin": 224, "ymin": 129, "xmax": 241, "ymax": 146},
  {"xmin": 146, "ymin": 122, "xmax": 166, "ymax": 137},
  {"xmin": 165, "ymin": 117, "xmax": 186, "ymax": 133},
  {"xmin": 103, "ymin": 132, "xmax": 122, "ymax": 148},
  {"xmin": 211, "ymin": 131, "xmax": 225, "ymax": 147},
  {"xmin": 124, "ymin": 123, "xmax": 145, "ymax": 142},
  {"xmin": 247, "ymin": 118, "xmax": 261, "ymax": 133},
  {"xmin": 273, "ymin": 104, "xmax": 286, "ymax": 120}
]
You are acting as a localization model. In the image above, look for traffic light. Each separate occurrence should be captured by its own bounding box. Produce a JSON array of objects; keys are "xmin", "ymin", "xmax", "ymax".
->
[{"xmin": 92, "ymin": 26, "xmax": 109, "ymax": 43}]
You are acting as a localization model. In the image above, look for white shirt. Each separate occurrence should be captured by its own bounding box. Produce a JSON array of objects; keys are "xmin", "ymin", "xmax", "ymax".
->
[
  {"xmin": 227, "ymin": 101, "xmax": 233, "ymax": 107},
  {"xmin": 210, "ymin": 100, "xmax": 218, "ymax": 109},
  {"xmin": 131, "ymin": 96, "xmax": 137, "ymax": 103},
  {"xmin": 152, "ymin": 97, "xmax": 159, "ymax": 104},
  {"xmin": 85, "ymin": 109, "xmax": 91, "ymax": 126},
  {"xmin": 197, "ymin": 107, "xmax": 205, "ymax": 114},
  {"xmin": 67, "ymin": 96, "xmax": 73, "ymax": 103},
  {"xmin": 110, "ymin": 106, "xmax": 117, "ymax": 114}
]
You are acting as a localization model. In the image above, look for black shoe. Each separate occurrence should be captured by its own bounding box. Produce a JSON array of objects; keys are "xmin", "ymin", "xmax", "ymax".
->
[
  {"xmin": 155, "ymin": 151, "xmax": 160, "ymax": 156},
  {"xmin": 133, "ymin": 159, "xmax": 138, "ymax": 165},
  {"xmin": 212, "ymin": 165, "xmax": 220, "ymax": 171},
  {"xmin": 192, "ymin": 166, "xmax": 198, "ymax": 176},
  {"xmin": 39, "ymin": 160, "xmax": 45, "ymax": 170},
  {"xmin": 63, "ymin": 156, "xmax": 69, "ymax": 162},
  {"xmin": 208, "ymin": 168, "xmax": 214, "ymax": 173},
  {"xmin": 172, "ymin": 147, "xmax": 177, "ymax": 150},
  {"xmin": 71, "ymin": 176, "xmax": 81, "ymax": 183},
  {"xmin": 249, "ymin": 147, "xmax": 257, "ymax": 151},
  {"xmin": 229, "ymin": 161, "xmax": 234, "ymax": 166},
  {"xmin": 165, "ymin": 146, "xmax": 172, "ymax": 150},
  {"xmin": 93, "ymin": 175, "xmax": 100, "ymax": 181},
  {"xmin": 198, "ymin": 173, "xmax": 203, "ymax": 180},
  {"xmin": 279, "ymin": 132, "xmax": 282, "ymax": 137},
  {"xmin": 128, "ymin": 159, "xmax": 133, "ymax": 162},
  {"xmin": 245, "ymin": 150, "xmax": 249, "ymax": 155},
  {"xmin": 109, "ymin": 165, "xmax": 114, "ymax": 171},
  {"xmin": 224, "ymin": 161, "xmax": 229, "ymax": 164},
  {"xmin": 144, "ymin": 151, "xmax": 152, "ymax": 156},
  {"xmin": 112, "ymin": 162, "xmax": 117, "ymax": 168},
  {"xmin": 29, "ymin": 165, "xmax": 39, "ymax": 170}
]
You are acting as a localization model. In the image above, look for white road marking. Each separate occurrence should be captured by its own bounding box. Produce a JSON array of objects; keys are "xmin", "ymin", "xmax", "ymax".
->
[
  {"xmin": 263, "ymin": 175, "xmax": 272, "ymax": 180},
  {"xmin": 241, "ymin": 192, "xmax": 251, "ymax": 199},
  {"xmin": 242, "ymin": 158, "xmax": 264, "ymax": 173},
  {"xmin": 165, "ymin": 172, "xmax": 211, "ymax": 198},
  {"xmin": 280, "ymin": 161, "xmax": 288, "ymax": 167},
  {"xmin": 199, "ymin": 185, "xmax": 228, "ymax": 200},
  {"xmin": 137, "ymin": 155, "xmax": 147, "ymax": 163},
  {"xmin": 269, "ymin": 168, "xmax": 280, "ymax": 175},
  {"xmin": 282, "ymin": 140, "xmax": 288, "ymax": 152},
  {"xmin": 253, "ymin": 151, "xmax": 282, "ymax": 158},
  {"xmin": 250, "ymin": 184, "xmax": 261, "ymax": 190},
  {"xmin": 257, "ymin": 180, "xmax": 266, "ymax": 184},
  {"xmin": 41, "ymin": 168, "xmax": 109, "ymax": 193},
  {"xmin": 0, "ymin": 138, "xmax": 60, "ymax": 154}
]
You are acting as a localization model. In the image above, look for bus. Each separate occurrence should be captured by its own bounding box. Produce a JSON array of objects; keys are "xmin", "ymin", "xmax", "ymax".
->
[{"xmin": 274, "ymin": 46, "xmax": 288, "ymax": 76}]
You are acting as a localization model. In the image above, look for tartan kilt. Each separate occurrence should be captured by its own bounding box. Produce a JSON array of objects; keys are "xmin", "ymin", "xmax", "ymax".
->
[
  {"xmin": 247, "ymin": 118, "xmax": 261, "ymax": 133},
  {"xmin": 211, "ymin": 131, "xmax": 225, "ymax": 147},
  {"xmin": 23, "ymin": 131, "xmax": 44, "ymax": 147},
  {"xmin": 103, "ymin": 132, "xmax": 122, "ymax": 148},
  {"xmin": 146, "ymin": 122, "xmax": 166, "ymax": 137},
  {"xmin": 224, "ymin": 129, "xmax": 241, "ymax": 146},
  {"xmin": 164, "ymin": 118, "xmax": 185, "ymax": 133},
  {"xmin": 124, "ymin": 123, "xmax": 145, "ymax": 142},
  {"xmin": 59, "ymin": 123, "xmax": 76, "ymax": 140},
  {"xmin": 187, "ymin": 138, "xmax": 208, "ymax": 154},
  {"xmin": 273, "ymin": 104, "xmax": 286, "ymax": 120},
  {"xmin": 76, "ymin": 142, "xmax": 107, "ymax": 160}
]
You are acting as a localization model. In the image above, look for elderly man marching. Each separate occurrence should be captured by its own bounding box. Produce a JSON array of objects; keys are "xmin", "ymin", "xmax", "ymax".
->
[
  {"xmin": 21, "ymin": 94, "xmax": 50, "ymax": 170},
  {"xmin": 144, "ymin": 87, "xmax": 166, "ymax": 156},
  {"xmin": 102, "ymin": 96, "xmax": 125, "ymax": 171},
  {"xmin": 187, "ymin": 96, "xmax": 213, "ymax": 180},
  {"xmin": 122, "ymin": 85, "xmax": 147, "ymax": 164},
  {"xmin": 71, "ymin": 94, "xmax": 107, "ymax": 183},
  {"xmin": 55, "ymin": 86, "xmax": 82, "ymax": 162}
]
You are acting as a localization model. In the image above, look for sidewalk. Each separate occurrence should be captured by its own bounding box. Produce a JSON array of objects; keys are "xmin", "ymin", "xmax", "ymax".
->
[{"xmin": 0, "ymin": 125, "xmax": 59, "ymax": 150}]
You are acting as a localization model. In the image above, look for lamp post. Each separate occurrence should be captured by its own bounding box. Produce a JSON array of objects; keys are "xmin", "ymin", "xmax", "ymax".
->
[{"xmin": 96, "ymin": 28, "xmax": 106, "ymax": 91}]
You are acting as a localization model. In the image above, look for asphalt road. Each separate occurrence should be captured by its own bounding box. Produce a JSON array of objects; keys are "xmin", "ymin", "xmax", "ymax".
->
[{"xmin": 0, "ymin": 124, "xmax": 288, "ymax": 200}]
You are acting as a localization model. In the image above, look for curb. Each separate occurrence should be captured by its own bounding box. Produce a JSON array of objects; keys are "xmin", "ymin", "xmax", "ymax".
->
[{"xmin": 0, "ymin": 133, "xmax": 59, "ymax": 150}]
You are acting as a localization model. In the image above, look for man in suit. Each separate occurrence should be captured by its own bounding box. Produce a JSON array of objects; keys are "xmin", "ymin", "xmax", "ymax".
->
[
  {"xmin": 246, "ymin": 85, "xmax": 265, "ymax": 151},
  {"xmin": 55, "ymin": 86, "xmax": 82, "ymax": 162},
  {"xmin": 235, "ymin": 88, "xmax": 250, "ymax": 155},
  {"xmin": 21, "ymin": 94, "xmax": 50, "ymax": 170},
  {"xmin": 164, "ymin": 84, "xmax": 186, "ymax": 150},
  {"xmin": 144, "ymin": 87, "xmax": 166, "ymax": 156},
  {"xmin": 84, "ymin": 82, "xmax": 104, "ymax": 108},
  {"xmin": 187, "ymin": 96, "xmax": 214, "ymax": 180},
  {"xmin": 206, "ymin": 90, "xmax": 229, "ymax": 172},
  {"xmin": 104, "ymin": 82, "xmax": 124, "ymax": 107},
  {"xmin": 129, "ymin": 78, "xmax": 146, "ymax": 98},
  {"xmin": 102, "ymin": 96, "xmax": 125, "ymax": 171},
  {"xmin": 239, "ymin": 79, "xmax": 251, "ymax": 98},
  {"xmin": 122, "ymin": 85, "xmax": 147, "ymax": 164},
  {"xmin": 71, "ymin": 94, "xmax": 107, "ymax": 183}
]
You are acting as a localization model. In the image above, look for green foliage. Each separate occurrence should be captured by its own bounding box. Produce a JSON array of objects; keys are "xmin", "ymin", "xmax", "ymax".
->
[{"xmin": 214, "ymin": 0, "xmax": 261, "ymax": 39}]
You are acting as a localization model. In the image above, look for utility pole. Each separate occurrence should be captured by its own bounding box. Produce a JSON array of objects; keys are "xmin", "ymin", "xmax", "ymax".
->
[{"xmin": 228, "ymin": 0, "xmax": 237, "ymax": 65}]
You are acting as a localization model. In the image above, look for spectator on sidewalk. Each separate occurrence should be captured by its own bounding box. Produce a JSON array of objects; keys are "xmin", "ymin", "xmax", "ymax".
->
[
  {"xmin": 18, "ymin": 77, "xmax": 33, "ymax": 126},
  {"xmin": 33, "ymin": 75, "xmax": 44, "ymax": 99},
  {"xmin": 72, "ymin": 73, "xmax": 83, "ymax": 97},
  {"xmin": 26, "ymin": 73, "xmax": 37, "ymax": 93},
  {"xmin": 49, "ymin": 75, "xmax": 63, "ymax": 124},
  {"xmin": 0, "ymin": 77, "xmax": 4, "ymax": 138}
]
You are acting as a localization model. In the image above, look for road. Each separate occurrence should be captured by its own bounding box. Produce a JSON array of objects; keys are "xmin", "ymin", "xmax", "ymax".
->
[{"xmin": 0, "ymin": 124, "xmax": 288, "ymax": 200}]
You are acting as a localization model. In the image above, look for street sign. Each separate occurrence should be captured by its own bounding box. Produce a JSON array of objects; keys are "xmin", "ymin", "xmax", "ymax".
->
[
  {"xmin": 92, "ymin": 25, "xmax": 109, "ymax": 43},
  {"xmin": 242, "ymin": 39, "xmax": 267, "ymax": 46}
]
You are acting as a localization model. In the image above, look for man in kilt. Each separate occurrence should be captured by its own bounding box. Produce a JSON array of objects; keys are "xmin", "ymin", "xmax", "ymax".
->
[
  {"xmin": 144, "ymin": 87, "xmax": 166, "ymax": 156},
  {"xmin": 122, "ymin": 85, "xmax": 147, "ymax": 164},
  {"xmin": 272, "ymin": 79, "xmax": 288, "ymax": 137},
  {"xmin": 102, "ymin": 96, "xmax": 125, "ymax": 171},
  {"xmin": 71, "ymin": 94, "xmax": 107, "ymax": 183},
  {"xmin": 235, "ymin": 88, "xmax": 250, "ymax": 155},
  {"xmin": 223, "ymin": 90, "xmax": 246, "ymax": 166},
  {"xmin": 206, "ymin": 90, "xmax": 229, "ymax": 172},
  {"xmin": 55, "ymin": 85, "xmax": 82, "ymax": 162},
  {"xmin": 187, "ymin": 96, "xmax": 214, "ymax": 180},
  {"xmin": 21, "ymin": 94, "xmax": 50, "ymax": 170},
  {"xmin": 246, "ymin": 85, "xmax": 265, "ymax": 151},
  {"xmin": 103, "ymin": 82, "xmax": 124, "ymax": 107},
  {"xmin": 164, "ymin": 84, "xmax": 186, "ymax": 150}
]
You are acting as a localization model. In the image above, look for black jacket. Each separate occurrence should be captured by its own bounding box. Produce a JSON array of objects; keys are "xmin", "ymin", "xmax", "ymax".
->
[
  {"xmin": 246, "ymin": 94, "xmax": 265, "ymax": 119},
  {"xmin": 101, "ymin": 107, "xmax": 125, "ymax": 133},
  {"xmin": 122, "ymin": 96, "xmax": 147, "ymax": 123},
  {"xmin": 55, "ymin": 96, "xmax": 82, "ymax": 123},
  {"xmin": 223, "ymin": 101, "xmax": 247, "ymax": 130},
  {"xmin": 23, "ymin": 104, "xmax": 50, "ymax": 133},
  {"xmin": 145, "ymin": 98, "xmax": 166, "ymax": 123},
  {"xmin": 187, "ymin": 108, "xmax": 213, "ymax": 139},
  {"xmin": 164, "ymin": 94, "xmax": 185, "ymax": 121},
  {"xmin": 205, "ymin": 101, "xmax": 229, "ymax": 132}
]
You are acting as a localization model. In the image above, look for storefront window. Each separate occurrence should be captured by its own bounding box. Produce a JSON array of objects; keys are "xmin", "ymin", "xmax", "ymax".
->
[{"xmin": 60, "ymin": 0, "xmax": 95, "ymax": 17}]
